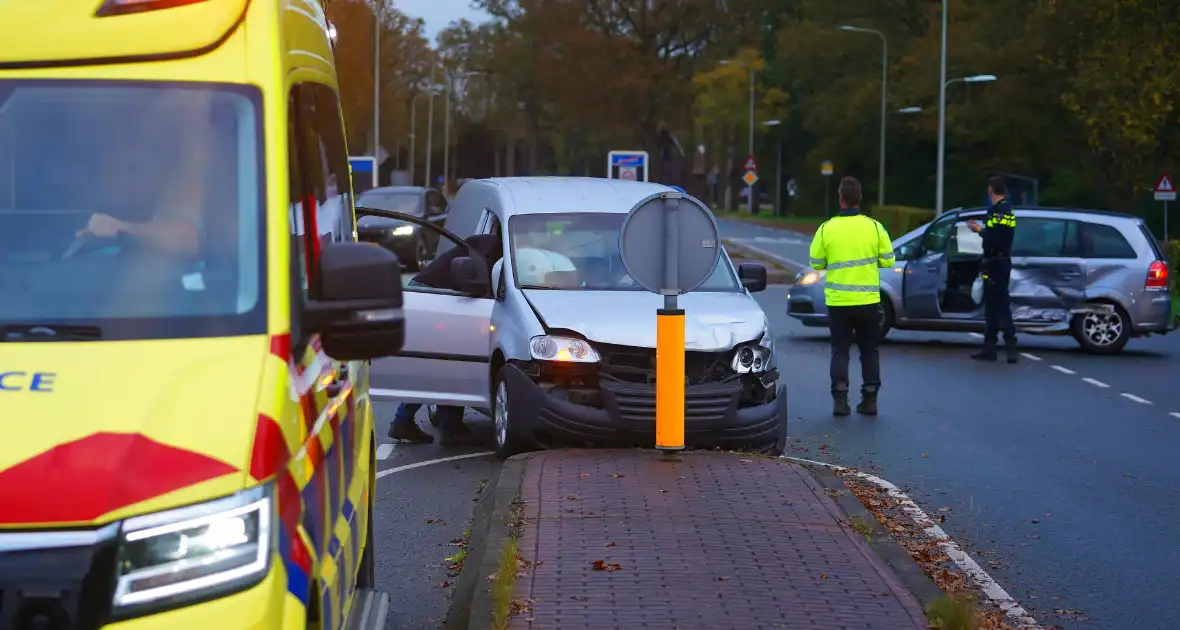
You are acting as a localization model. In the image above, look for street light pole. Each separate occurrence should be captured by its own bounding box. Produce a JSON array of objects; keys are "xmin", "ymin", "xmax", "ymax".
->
[
  {"xmin": 762, "ymin": 120, "xmax": 782, "ymax": 216},
  {"xmin": 443, "ymin": 69, "xmax": 451, "ymax": 196},
  {"xmin": 372, "ymin": 1, "xmax": 381, "ymax": 176},
  {"xmin": 409, "ymin": 93, "xmax": 424, "ymax": 186},
  {"xmin": 839, "ymin": 26, "xmax": 887, "ymax": 207},
  {"xmin": 425, "ymin": 66, "xmax": 436, "ymax": 190},
  {"xmin": 935, "ymin": 0, "xmax": 948, "ymax": 215}
]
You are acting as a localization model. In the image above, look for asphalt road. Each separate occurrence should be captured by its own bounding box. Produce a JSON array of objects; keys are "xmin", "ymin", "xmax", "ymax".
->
[{"xmin": 364, "ymin": 220, "xmax": 1180, "ymax": 629}]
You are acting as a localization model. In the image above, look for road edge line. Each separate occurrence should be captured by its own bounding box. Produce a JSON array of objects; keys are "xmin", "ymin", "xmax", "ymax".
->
[
  {"xmin": 784, "ymin": 456, "xmax": 1044, "ymax": 629},
  {"xmin": 722, "ymin": 238, "xmax": 806, "ymax": 274}
]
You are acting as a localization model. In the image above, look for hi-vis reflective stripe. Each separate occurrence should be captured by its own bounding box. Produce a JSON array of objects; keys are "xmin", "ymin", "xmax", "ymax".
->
[
  {"xmin": 879, "ymin": 252, "xmax": 895, "ymax": 261},
  {"xmin": 810, "ymin": 257, "xmax": 826, "ymax": 267},
  {"xmin": 826, "ymin": 256, "xmax": 877, "ymax": 270},
  {"xmin": 988, "ymin": 213, "xmax": 1016, "ymax": 228},
  {"xmin": 826, "ymin": 282, "xmax": 879, "ymax": 293}
]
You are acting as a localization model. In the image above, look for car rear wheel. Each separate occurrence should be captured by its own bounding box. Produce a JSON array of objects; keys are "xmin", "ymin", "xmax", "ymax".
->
[
  {"xmin": 493, "ymin": 372, "xmax": 527, "ymax": 460},
  {"xmin": 1071, "ymin": 303, "xmax": 1131, "ymax": 354}
]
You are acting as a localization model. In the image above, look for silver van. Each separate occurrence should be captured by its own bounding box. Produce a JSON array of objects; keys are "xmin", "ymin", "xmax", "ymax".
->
[
  {"xmin": 359, "ymin": 177, "xmax": 788, "ymax": 458},
  {"xmin": 786, "ymin": 207, "xmax": 1174, "ymax": 353}
]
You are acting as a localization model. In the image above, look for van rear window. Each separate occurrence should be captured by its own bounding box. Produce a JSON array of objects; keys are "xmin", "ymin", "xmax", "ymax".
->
[{"xmin": 0, "ymin": 80, "xmax": 266, "ymax": 341}]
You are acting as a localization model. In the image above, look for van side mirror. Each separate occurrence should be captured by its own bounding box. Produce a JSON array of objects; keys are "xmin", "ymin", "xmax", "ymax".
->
[
  {"xmin": 305, "ymin": 242, "xmax": 405, "ymax": 360},
  {"xmin": 738, "ymin": 263, "xmax": 768, "ymax": 292},
  {"xmin": 450, "ymin": 256, "xmax": 490, "ymax": 296},
  {"xmin": 491, "ymin": 259, "xmax": 505, "ymax": 298}
]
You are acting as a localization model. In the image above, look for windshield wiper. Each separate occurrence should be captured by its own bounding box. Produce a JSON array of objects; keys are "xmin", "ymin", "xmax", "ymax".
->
[{"xmin": 0, "ymin": 324, "xmax": 103, "ymax": 342}]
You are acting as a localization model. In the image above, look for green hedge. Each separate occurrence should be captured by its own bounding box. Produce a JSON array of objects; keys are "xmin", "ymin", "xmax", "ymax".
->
[{"xmin": 869, "ymin": 205, "xmax": 936, "ymax": 238}]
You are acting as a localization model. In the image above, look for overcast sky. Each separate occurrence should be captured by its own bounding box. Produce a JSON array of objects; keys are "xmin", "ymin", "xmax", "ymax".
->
[{"xmin": 395, "ymin": 0, "xmax": 489, "ymax": 44}]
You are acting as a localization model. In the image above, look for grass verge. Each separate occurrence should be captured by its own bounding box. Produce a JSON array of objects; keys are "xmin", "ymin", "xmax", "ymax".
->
[
  {"xmin": 489, "ymin": 498, "xmax": 529, "ymax": 630},
  {"xmin": 926, "ymin": 594, "xmax": 978, "ymax": 630},
  {"xmin": 1172, "ymin": 293, "xmax": 1179, "ymax": 320}
]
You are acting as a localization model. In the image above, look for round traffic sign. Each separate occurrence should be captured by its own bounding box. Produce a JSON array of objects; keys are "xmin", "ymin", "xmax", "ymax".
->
[
  {"xmin": 619, "ymin": 166, "xmax": 638, "ymax": 181},
  {"xmin": 619, "ymin": 192, "xmax": 721, "ymax": 295}
]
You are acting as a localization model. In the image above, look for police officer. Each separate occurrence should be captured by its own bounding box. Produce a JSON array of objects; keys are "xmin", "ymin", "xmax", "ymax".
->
[
  {"xmin": 808, "ymin": 176, "xmax": 895, "ymax": 416},
  {"xmin": 967, "ymin": 176, "xmax": 1018, "ymax": 363}
]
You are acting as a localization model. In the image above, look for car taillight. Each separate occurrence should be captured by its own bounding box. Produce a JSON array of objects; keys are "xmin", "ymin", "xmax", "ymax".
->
[{"xmin": 1146, "ymin": 260, "xmax": 1169, "ymax": 289}]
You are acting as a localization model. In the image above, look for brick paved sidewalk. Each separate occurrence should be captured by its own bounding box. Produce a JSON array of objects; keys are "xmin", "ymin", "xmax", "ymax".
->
[{"xmin": 508, "ymin": 450, "xmax": 929, "ymax": 630}]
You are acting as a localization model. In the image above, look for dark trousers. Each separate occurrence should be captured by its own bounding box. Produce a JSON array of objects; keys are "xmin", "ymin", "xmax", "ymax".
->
[
  {"xmin": 982, "ymin": 266, "xmax": 1017, "ymax": 349},
  {"xmin": 828, "ymin": 304, "xmax": 881, "ymax": 393}
]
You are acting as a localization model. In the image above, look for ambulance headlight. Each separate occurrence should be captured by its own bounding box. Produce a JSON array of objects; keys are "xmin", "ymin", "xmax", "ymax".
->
[{"xmin": 113, "ymin": 484, "xmax": 273, "ymax": 611}]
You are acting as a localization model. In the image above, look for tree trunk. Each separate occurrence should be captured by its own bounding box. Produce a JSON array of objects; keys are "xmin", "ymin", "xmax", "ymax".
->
[
  {"xmin": 506, "ymin": 136, "xmax": 516, "ymax": 177},
  {"xmin": 724, "ymin": 136, "xmax": 735, "ymax": 212}
]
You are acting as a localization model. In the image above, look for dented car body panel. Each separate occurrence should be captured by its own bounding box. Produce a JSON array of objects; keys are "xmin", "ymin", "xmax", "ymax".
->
[{"xmin": 787, "ymin": 207, "xmax": 1174, "ymax": 352}]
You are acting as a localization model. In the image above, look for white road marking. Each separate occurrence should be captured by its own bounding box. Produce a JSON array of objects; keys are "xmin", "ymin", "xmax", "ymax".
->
[
  {"xmin": 375, "ymin": 444, "xmax": 395, "ymax": 460},
  {"xmin": 784, "ymin": 456, "xmax": 1043, "ymax": 629},
  {"xmin": 1170, "ymin": 412, "xmax": 1180, "ymax": 419},
  {"xmin": 1021, "ymin": 353, "xmax": 1042, "ymax": 361},
  {"xmin": 723, "ymin": 238, "xmax": 806, "ymax": 272},
  {"xmin": 376, "ymin": 451, "xmax": 495, "ymax": 479},
  {"xmin": 749, "ymin": 235, "xmax": 808, "ymax": 245},
  {"xmin": 968, "ymin": 332, "xmax": 984, "ymax": 338},
  {"xmin": 1081, "ymin": 378, "xmax": 1110, "ymax": 388},
  {"xmin": 1120, "ymin": 393, "xmax": 1152, "ymax": 405},
  {"xmin": 1050, "ymin": 365, "xmax": 1076, "ymax": 375}
]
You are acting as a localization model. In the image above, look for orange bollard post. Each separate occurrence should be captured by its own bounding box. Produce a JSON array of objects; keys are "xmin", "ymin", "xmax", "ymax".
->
[{"xmin": 655, "ymin": 308, "xmax": 685, "ymax": 451}]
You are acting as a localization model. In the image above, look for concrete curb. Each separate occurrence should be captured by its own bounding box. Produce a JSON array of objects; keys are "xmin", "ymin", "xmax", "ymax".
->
[
  {"xmin": 795, "ymin": 461, "xmax": 945, "ymax": 609},
  {"xmin": 443, "ymin": 454, "xmax": 532, "ymax": 630}
]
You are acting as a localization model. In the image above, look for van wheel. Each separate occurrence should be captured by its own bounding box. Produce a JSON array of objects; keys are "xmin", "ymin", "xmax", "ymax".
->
[
  {"xmin": 356, "ymin": 444, "xmax": 376, "ymax": 588},
  {"xmin": 493, "ymin": 372, "xmax": 526, "ymax": 461},
  {"xmin": 878, "ymin": 296, "xmax": 894, "ymax": 341},
  {"xmin": 1072, "ymin": 303, "xmax": 1131, "ymax": 354}
]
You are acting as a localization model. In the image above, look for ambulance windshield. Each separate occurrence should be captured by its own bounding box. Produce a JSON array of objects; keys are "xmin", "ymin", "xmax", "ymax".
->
[{"xmin": 0, "ymin": 80, "xmax": 265, "ymax": 340}]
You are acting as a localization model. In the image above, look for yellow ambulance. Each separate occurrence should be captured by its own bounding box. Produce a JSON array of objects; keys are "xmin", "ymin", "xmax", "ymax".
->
[{"xmin": 0, "ymin": 1, "xmax": 404, "ymax": 628}]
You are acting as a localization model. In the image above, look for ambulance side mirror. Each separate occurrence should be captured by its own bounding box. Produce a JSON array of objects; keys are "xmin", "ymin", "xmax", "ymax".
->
[{"xmin": 305, "ymin": 242, "xmax": 405, "ymax": 360}]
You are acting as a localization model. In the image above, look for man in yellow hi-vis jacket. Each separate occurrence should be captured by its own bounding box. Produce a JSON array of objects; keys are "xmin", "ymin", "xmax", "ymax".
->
[{"xmin": 808, "ymin": 176, "xmax": 895, "ymax": 416}]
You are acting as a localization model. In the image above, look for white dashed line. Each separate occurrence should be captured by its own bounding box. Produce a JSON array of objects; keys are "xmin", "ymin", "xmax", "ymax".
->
[
  {"xmin": 1050, "ymin": 365, "xmax": 1076, "ymax": 375},
  {"xmin": 1081, "ymin": 377, "xmax": 1110, "ymax": 388},
  {"xmin": 1021, "ymin": 353, "xmax": 1042, "ymax": 361},
  {"xmin": 376, "ymin": 443, "xmax": 395, "ymax": 460},
  {"xmin": 968, "ymin": 332, "xmax": 984, "ymax": 338},
  {"xmin": 1171, "ymin": 412, "xmax": 1180, "ymax": 419},
  {"xmin": 785, "ymin": 457, "xmax": 1043, "ymax": 629},
  {"xmin": 1120, "ymin": 393, "xmax": 1152, "ymax": 405}
]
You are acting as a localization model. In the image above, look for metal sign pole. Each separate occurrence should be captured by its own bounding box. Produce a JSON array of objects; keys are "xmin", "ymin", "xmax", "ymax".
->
[
  {"xmin": 1165, "ymin": 200, "xmax": 1170, "ymax": 242},
  {"xmin": 656, "ymin": 195, "xmax": 684, "ymax": 452}
]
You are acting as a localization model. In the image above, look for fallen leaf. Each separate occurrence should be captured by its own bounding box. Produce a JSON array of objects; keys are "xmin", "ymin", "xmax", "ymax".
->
[
  {"xmin": 937, "ymin": 507, "xmax": 953, "ymax": 512},
  {"xmin": 921, "ymin": 453, "xmax": 930, "ymax": 458},
  {"xmin": 610, "ymin": 473, "xmax": 626, "ymax": 478},
  {"xmin": 570, "ymin": 596, "xmax": 587, "ymax": 602},
  {"xmin": 605, "ymin": 541, "xmax": 617, "ymax": 547},
  {"xmin": 739, "ymin": 459, "xmax": 753, "ymax": 463},
  {"xmin": 1026, "ymin": 534, "xmax": 1041, "ymax": 540},
  {"xmin": 1031, "ymin": 518, "xmax": 1041, "ymax": 524},
  {"xmin": 438, "ymin": 580, "xmax": 450, "ymax": 588},
  {"xmin": 1054, "ymin": 609, "xmax": 1083, "ymax": 615},
  {"xmin": 425, "ymin": 519, "xmax": 444, "ymax": 524},
  {"xmin": 934, "ymin": 515, "xmax": 946, "ymax": 524},
  {"xmin": 819, "ymin": 573, "xmax": 829, "ymax": 580},
  {"xmin": 566, "ymin": 494, "xmax": 580, "ymax": 500},
  {"xmin": 717, "ymin": 575, "xmax": 731, "ymax": 581},
  {"xmin": 578, "ymin": 473, "xmax": 590, "ymax": 478},
  {"xmin": 590, "ymin": 560, "xmax": 622, "ymax": 572},
  {"xmin": 658, "ymin": 489, "xmax": 668, "ymax": 494}
]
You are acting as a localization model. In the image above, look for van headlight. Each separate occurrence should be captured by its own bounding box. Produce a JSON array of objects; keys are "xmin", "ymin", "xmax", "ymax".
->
[
  {"xmin": 732, "ymin": 332, "xmax": 773, "ymax": 374},
  {"xmin": 113, "ymin": 484, "xmax": 273, "ymax": 610},
  {"xmin": 530, "ymin": 335, "xmax": 600, "ymax": 363}
]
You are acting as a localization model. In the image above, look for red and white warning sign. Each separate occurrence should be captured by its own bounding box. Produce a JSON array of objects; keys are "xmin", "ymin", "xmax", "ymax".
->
[
  {"xmin": 619, "ymin": 166, "xmax": 638, "ymax": 181},
  {"xmin": 744, "ymin": 155, "xmax": 758, "ymax": 171},
  {"xmin": 1154, "ymin": 173, "xmax": 1175, "ymax": 201}
]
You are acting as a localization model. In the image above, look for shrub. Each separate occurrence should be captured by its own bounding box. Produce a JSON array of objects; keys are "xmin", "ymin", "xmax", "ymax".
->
[
  {"xmin": 870, "ymin": 205, "xmax": 935, "ymax": 237},
  {"xmin": 1168, "ymin": 239, "xmax": 1179, "ymax": 295}
]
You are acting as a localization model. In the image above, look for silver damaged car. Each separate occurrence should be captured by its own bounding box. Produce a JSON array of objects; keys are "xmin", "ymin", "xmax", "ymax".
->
[{"xmin": 359, "ymin": 177, "xmax": 788, "ymax": 459}]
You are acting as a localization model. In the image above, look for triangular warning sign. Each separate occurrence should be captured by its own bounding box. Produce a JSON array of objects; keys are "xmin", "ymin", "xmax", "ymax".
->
[
  {"xmin": 1156, "ymin": 175, "xmax": 1173, "ymax": 192},
  {"xmin": 744, "ymin": 156, "xmax": 758, "ymax": 171}
]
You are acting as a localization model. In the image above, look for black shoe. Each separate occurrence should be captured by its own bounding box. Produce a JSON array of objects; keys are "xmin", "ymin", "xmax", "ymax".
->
[
  {"xmin": 439, "ymin": 423, "xmax": 475, "ymax": 447},
  {"xmin": 970, "ymin": 350, "xmax": 997, "ymax": 361},
  {"xmin": 388, "ymin": 422, "xmax": 435, "ymax": 443},
  {"xmin": 1006, "ymin": 347, "xmax": 1019, "ymax": 364}
]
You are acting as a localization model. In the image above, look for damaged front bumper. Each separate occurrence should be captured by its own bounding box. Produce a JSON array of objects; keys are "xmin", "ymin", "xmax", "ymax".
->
[{"xmin": 502, "ymin": 357, "xmax": 788, "ymax": 453}]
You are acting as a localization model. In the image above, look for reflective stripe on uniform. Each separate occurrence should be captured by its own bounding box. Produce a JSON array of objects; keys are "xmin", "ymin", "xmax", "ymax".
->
[
  {"xmin": 826, "ymin": 282, "xmax": 880, "ymax": 293},
  {"xmin": 987, "ymin": 213, "xmax": 1016, "ymax": 228},
  {"xmin": 825, "ymin": 256, "xmax": 877, "ymax": 270},
  {"xmin": 810, "ymin": 257, "xmax": 826, "ymax": 267}
]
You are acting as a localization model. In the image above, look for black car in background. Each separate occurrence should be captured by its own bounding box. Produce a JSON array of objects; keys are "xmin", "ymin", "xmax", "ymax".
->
[{"xmin": 355, "ymin": 186, "xmax": 449, "ymax": 271}]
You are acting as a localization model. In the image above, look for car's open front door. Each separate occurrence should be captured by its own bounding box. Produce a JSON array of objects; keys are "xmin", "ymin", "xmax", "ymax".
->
[
  {"xmin": 901, "ymin": 213, "xmax": 959, "ymax": 319},
  {"xmin": 359, "ymin": 208, "xmax": 496, "ymax": 407}
]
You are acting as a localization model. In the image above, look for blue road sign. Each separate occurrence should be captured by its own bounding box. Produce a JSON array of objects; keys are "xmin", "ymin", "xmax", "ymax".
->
[
  {"xmin": 611, "ymin": 154, "xmax": 646, "ymax": 167},
  {"xmin": 349, "ymin": 156, "xmax": 378, "ymax": 193}
]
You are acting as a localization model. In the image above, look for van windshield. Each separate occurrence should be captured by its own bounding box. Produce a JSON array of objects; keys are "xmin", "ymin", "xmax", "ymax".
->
[
  {"xmin": 509, "ymin": 212, "xmax": 740, "ymax": 291},
  {"xmin": 0, "ymin": 80, "xmax": 265, "ymax": 340}
]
